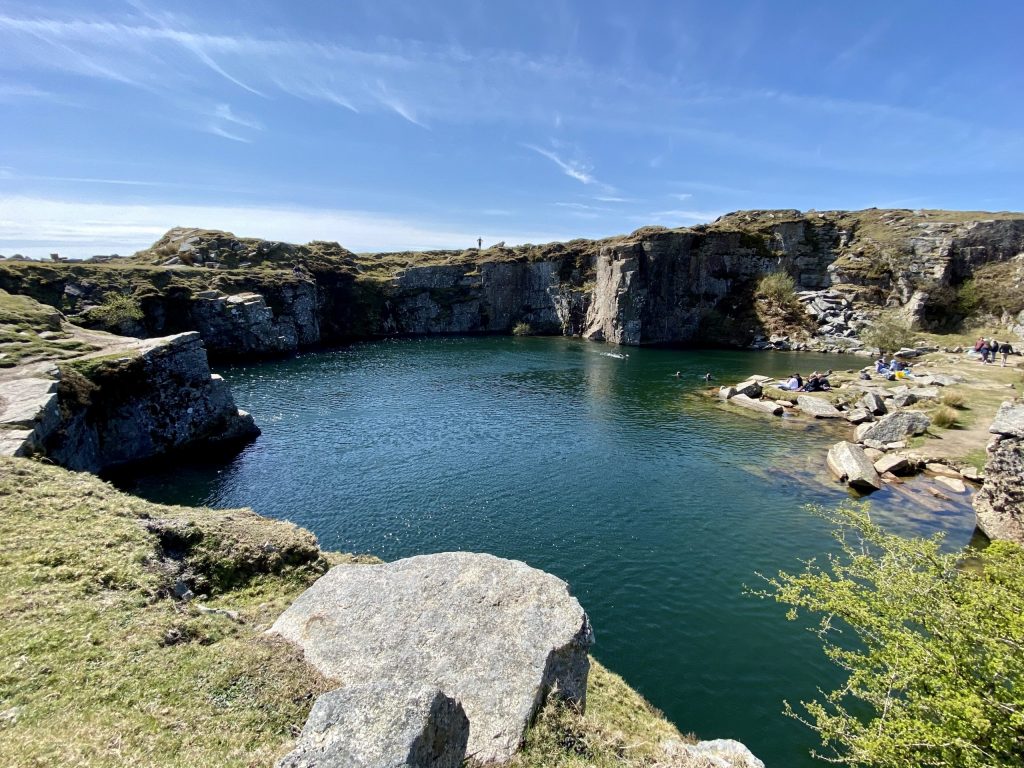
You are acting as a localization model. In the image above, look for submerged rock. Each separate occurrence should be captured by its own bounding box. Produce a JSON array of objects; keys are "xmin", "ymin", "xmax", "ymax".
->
[
  {"xmin": 277, "ymin": 682, "xmax": 469, "ymax": 768},
  {"xmin": 270, "ymin": 552, "xmax": 593, "ymax": 764},
  {"xmin": 728, "ymin": 394, "xmax": 783, "ymax": 416},
  {"xmin": 827, "ymin": 441, "xmax": 882, "ymax": 491}
]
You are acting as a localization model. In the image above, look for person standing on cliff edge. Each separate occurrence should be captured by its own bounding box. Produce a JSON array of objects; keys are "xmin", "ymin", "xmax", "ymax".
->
[{"xmin": 477, "ymin": 237, "xmax": 482, "ymax": 249}]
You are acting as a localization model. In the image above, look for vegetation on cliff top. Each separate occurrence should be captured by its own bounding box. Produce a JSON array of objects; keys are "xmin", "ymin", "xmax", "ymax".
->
[
  {"xmin": 760, "ymin": 502, "xmax": 1024, "ymax": 767},
  {"xmin": 0, "ymin": 457, "xmax": 691, "ymax": 767},
  {"xmin": 0, "ymin": 289, "xmax": 98, "ymax": 368}
]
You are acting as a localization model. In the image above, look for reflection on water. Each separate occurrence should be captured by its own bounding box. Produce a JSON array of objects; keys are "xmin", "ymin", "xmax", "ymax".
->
[{"xmin": 114, "ymin": 336, "xmax": 978, "ymax": 767}]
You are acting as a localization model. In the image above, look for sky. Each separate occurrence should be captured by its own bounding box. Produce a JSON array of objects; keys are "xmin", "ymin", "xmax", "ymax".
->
[{"xmin": 1, "ymin": 0, "xmax": 1022, "ymax": 258}]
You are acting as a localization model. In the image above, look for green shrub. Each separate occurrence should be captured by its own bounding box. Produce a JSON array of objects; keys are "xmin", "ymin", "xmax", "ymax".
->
[
  {"xmin": 756, "ymin": 272, "xmax": 797, "ymax": 304},
  {"xmin": 511, "ymin": 322, "xmax": 534, "ymax": 336},
  {"xmin": 88, "ymin": 293, "xmax": 144, "ymax": 331},
  {"xmin": 930, "ymin": 404, "xmax": 959, "ymax": 428},
  {"xmin": 759, "ymin": 502, "xmax": 1024, "ymax": 768},
  {"xmin": 859, "ymin": 311, "xmax": 914, "ymax": 355}
]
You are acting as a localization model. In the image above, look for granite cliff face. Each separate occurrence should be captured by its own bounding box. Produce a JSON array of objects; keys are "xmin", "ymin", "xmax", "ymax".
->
[{"xmin": 3, "ymin": 209, "xmax": 1022, "ymax": 358}]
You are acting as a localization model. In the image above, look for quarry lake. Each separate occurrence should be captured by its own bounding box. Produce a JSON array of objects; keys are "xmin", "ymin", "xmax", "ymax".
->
[{"xmin": 117, "ymin": 336, "xmax": 978, "ymax": 767}]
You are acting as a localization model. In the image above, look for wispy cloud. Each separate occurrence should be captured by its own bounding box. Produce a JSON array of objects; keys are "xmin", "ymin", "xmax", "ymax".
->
[
  {"xmin": 670, "ymin": 193, "xmax": 693, "ymax": 201},
  {"xmin": 633, "ymin": 209, "xmax": 722, "ymax": 225},
  {"xmin": 594, "ymin": 195, "xmax": 636, "ymax": 203},
  {"xmin": 203, "ymin": 103, "xmax": 261, "ymax": 142},
  {"xmin": 0, "ymin": 195, "xmax": 574, "ymax": 259},
  {"xmin": 524, "ymin": 144, "xmax": 595, "ymax": 185}
]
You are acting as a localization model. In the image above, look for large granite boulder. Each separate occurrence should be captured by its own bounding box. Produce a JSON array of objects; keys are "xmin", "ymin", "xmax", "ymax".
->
[
  {"xmin": 728, "ymin": 394, "xmax": 783, "ymax": 416},
  {"xmin": 827, "ymin": 441, "xmax": 882, "ymax": 491},
  {"xmin": 797, "ymin": 394, "xmax": 842, "ymax": 418},
  {"xmin": 277, "ymin": 682, "xmax": 469, "ymax": 768},
  {"xmin": 974, "ymin": 402, "xmax": 1024, "ymax": 544},
  {"xmin": 271, "ymin": 552, "xmax": 593, "ymax": 764},
  {"xmin": 662, "ymin": 737, "xmax": 765, "ymax": 768},
  {"xmin": 858, "ymin": 411, "xmax": 931, "ymax": 444}
]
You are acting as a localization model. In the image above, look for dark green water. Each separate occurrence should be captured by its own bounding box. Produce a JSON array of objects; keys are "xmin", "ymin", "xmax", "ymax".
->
[{"xmin": 118, "ymin": 337, "xmax": 977, "ymax": 767}]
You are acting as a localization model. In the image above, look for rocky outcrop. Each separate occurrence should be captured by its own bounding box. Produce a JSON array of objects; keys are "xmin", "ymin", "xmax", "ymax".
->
[
  {"xmin": 278, "ymin": 682, "xmax": 469, "ymax": 768},
  {"xmin": 271, "ymin": 551, "xmax": 593, "ymax": 764},
  {"xmin": 974, "ymin": 402, "xmax": 1024, "ymax": 544},
  {"xmin": 187, "ymin": 285, "xmax": 319, "ymax": 357},
  {"xmin": 40, "ymin": 332, "xmax": 257, "ymax": 472}
]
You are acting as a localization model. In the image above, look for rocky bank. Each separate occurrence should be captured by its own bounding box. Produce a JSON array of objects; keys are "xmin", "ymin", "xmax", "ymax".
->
[{"xmin": 973, "ymin": 401, "xmax": 1024, "ymax": 544}]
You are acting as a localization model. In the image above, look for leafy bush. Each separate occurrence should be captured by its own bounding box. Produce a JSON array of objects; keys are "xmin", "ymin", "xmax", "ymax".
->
[
  {"xmin": 88, "ymin": 293, "xmax": 144, "ymax": 331},
  {"xmin": 859, "ymin": 312, "xmax": 914, "ymax": 354},
  {"xmin": 759, "ymin": 502, "xmax": 1024, "ymax": 768},
  {"xmin": 756, "ymin": 272, "xmax": 797, "ymax": 304},
  {"xmin": 930, "ymin": 404, "xmax": 959, "ymax": 428},
  {"xmin": 511, "ymin": 322, "xmax": 534, "ymax": 336}
]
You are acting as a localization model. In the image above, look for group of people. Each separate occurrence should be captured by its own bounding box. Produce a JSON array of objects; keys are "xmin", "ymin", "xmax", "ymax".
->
[
  {"xmin": 779, "ymin": 369, "xmax": 833, "ymax": 392},
  {"xmin": 975, "ymin": 337, "xmax": 1014, "ymax": 366},
  {"xmin": 873, "ymin": 356, "xmax": 911, "ymax": 379}
]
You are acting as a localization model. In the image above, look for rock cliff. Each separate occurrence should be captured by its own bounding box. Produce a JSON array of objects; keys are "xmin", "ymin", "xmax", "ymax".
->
[
  {"xmin": 3, "ymin": 208, "xmax": 1022, "ymax": 359},
  {"xmin": 0, "ymin": 331, "xmax": 258, "ymax": 471},
  {"xmin": 973, "ymin": 401, "xmax": 1024, "ymax": 544}
]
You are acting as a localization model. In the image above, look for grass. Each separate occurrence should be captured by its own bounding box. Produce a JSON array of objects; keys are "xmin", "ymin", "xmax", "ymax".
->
[
  {"xmin": 0, "ymin": 457, "xmax": 338, "ymax": 767},
  {"xmin": 930, "ymin": 404, "xmax": 960, "ymax": 429},
  {"xmin": 939, "ymin": 389, "xmax": 967, "ymax": 408},
  {"xmin": 0, "ymin": 289, "xmax": 98, "ymax": 368},
  {"xmin": 512, "ymin": 322, "xmax": 534, "ymax": 336},
  {"xmin": 512, "ymin": 660, "xmax": 696, "ymax": 768},
  {"xmin": 0, "ymin": 457, "xmax": 701, "ymax": 768}
]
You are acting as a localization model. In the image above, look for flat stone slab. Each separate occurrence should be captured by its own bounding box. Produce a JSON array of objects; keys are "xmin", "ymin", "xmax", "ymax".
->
[
  {"xmin": 271, "ymin": 552, "xmax": 593, "ymax": 764},
  {"xmin": 935, "ymin": 475, "xmax": 967, "ymax": 494},
  {"xmin": 797, "ymin": 394, "xmax": 842, "ymax": 418},
  {"xmin": 277, "ymin": 682, "xmax": 469, "ymax": 768},
  {"xmin": 728, "ymin": 394, "xmax": 783, "ymax": 416},
  {"xmin": 828, "ymin": 440, "xmax": 882, "ymax": 491},
  {"xmin": 990, "ymin": 402, "xmax": 1024, "ymax": 439},
  {"xmin": 0, "ymin": 377, "xmax": 57, "ymax": 427}
]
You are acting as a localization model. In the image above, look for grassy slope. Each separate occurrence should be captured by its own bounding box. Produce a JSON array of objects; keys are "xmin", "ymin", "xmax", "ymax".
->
[
  {"xmin": 0, "ymin": 289, "xmax": 98, "ymax": 368},
  {"xmin": 0, "ymin": 458, "xmax": 689, "ymax": 767}
]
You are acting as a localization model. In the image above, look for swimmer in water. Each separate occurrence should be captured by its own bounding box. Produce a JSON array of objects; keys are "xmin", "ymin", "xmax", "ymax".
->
[
  {"xmin": 703, "ymin": 372, "xmax": 713, "ymax": 382},
  {"xmin": 674, "ymin": 371, "xmax": 681, "ymax": 377}
]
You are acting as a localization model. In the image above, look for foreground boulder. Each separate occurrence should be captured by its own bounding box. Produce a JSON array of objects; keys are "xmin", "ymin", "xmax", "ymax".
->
[
  {"xmin": 974, "ymin": 402, "xmax": 1024, "ymax": 544},
  {"xmin": 271, "ymin": 552, "xmax": 593, "ymax": 764},
  {"xmin": 827, "ymin": 441, "xmax": 882, "ymax": 491},
  {"xmin": 857, "ymin": 411, "xmax": 931, "ymax": 444},
  {"xmin": 278, "ymin": 682, "xmax": 468, "ymax": 768},
  {"xmin": 662, "ymin": 737, "xmax": 766, "ymax": 768}
]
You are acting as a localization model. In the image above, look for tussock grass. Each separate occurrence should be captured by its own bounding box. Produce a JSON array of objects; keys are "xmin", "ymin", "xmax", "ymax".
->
[
  {"xmin": 930, "ymin": 404, "xmax": 960, "ymax": 429},
  {"xmin": 0, "ymin": 289, "xmax": 98, "ymax": 368},
  {"xmin": 939, "ymin": 389, "xmax": 967, "ymax": 408}
]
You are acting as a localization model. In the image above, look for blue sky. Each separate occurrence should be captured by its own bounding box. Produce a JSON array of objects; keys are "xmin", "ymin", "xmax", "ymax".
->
[{"xmin": 1, "ymin": 0, "xmax": 1021, "ymax": 258}]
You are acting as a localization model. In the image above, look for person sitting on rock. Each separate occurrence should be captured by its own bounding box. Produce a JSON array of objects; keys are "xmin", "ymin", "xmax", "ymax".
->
[
  {"xmin": 780, "ymin": 373, "xmax": 801, "ymax": 390},
  {"xmin": 999, "ymin": 340, "xmax": 1014, "ymax": 367},
  {"xmin": 875, "ymin": 357, "xmax": 890, "ymax": 374},
  {"xmin": 818, "ymin": 372, "xmax": 833, "ymax": 391},
  {"xmin": 801, "ymin": 374, "xmax": 823, "ymax": 392}
]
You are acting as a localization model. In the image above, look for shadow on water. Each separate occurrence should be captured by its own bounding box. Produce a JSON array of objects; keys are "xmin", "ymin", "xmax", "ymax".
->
[{"xmin": 112, "ymin": 336, "xmax": 980, "ymax": 768}]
